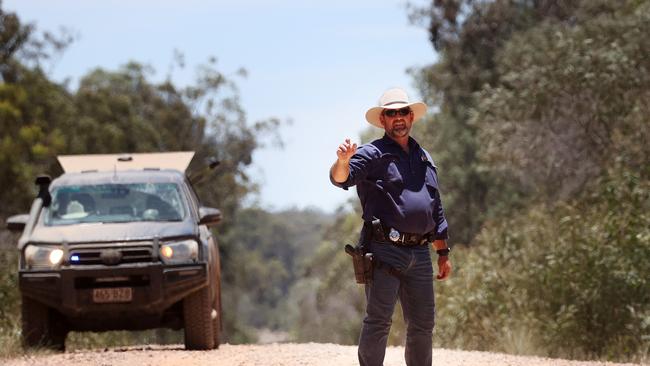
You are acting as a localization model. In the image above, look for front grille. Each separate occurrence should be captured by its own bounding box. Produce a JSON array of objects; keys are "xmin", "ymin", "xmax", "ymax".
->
[{"xmin": 69, "ymin": 242, "xmax": 156, "ymax": 266}]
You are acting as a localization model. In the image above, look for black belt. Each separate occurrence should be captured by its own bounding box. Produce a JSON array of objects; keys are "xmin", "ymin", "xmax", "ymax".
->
[{"xmin": 370, "ymin": 221, "xmax": 431, "ymax": 246}]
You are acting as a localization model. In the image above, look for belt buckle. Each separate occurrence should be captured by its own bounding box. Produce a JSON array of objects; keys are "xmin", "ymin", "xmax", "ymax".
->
[{"xmin": 388, "ymin": 228, "xmax": 401, "ymax": 243}]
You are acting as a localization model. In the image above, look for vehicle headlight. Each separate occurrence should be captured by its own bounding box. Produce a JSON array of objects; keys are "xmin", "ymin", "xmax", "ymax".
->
[
  {"xmin": 24, "ymin": 245, "xmax": 64, "ymax": 269},
  {"xmin": 159, "ymin": 239, "xmax": 198, "ymax": 264}
]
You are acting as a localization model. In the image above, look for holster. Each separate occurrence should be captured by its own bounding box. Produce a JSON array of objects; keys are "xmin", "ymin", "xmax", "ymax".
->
[
  {"xmin": 345, "ymin": 244, "xmax": 373, "ymax": 284},
  {"xmin": 344, "ymin": 220, "xmax": 378, "ymax": 284}
]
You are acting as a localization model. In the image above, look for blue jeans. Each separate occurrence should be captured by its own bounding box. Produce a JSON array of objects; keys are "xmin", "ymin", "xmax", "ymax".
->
[{"xmin": 358, "ymin": 241, "xmax": 435, "ymax": 366}]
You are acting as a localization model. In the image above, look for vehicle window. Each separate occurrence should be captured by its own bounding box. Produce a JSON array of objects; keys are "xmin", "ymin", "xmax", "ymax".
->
[{"xmin": 45, "ymin": 183, "xmax": 186, "ymax": 226}]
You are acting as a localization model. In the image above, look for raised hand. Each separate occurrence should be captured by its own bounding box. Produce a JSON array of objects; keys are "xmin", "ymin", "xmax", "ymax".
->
[{"xmin": 336, "ymin": 138, "xmax": 357, "ymax": 162}]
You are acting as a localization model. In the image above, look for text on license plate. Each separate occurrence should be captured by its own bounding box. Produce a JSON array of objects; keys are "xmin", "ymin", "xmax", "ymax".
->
[{"xmin": 92, "ymin": 287, "xmax": 133, "ymax": 303}]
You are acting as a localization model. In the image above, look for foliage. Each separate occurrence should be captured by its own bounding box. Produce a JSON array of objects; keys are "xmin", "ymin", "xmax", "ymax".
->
[
  {"xmin": 1, "ymin": 2, "xmax": 77, "ymax": 217},
  {"xmin": 434, "ymin": 168, "xmax": 650, "ymax": 361},
  {"xmin": 286, "ymin": 205, "xmax": 366, "ymax": 344},
  {"xmin": 474, "ymin": 0, "xmax": 650, "ymax": 199},
  {"xmin": 0, "ymin": 232, "xmax": 21, "ymax": 356},
  {"xmin": 219, "ymin": 207, "xmax": 333, "ymax": 341}
]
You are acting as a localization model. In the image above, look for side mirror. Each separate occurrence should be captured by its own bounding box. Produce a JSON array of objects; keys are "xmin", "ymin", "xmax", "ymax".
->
[
  {"xmin": 6, "ymin": 214, "xmax": 30, "ymax": 232},
  {"xmin": 198, "ymin": 207, "xmax": 222, "ymax": 226}
]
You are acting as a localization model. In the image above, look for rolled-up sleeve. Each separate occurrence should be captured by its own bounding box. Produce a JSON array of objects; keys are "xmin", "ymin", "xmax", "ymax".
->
[{"xmin": 329, "ymin": 145, "xmax": 376, "ymax": 190}]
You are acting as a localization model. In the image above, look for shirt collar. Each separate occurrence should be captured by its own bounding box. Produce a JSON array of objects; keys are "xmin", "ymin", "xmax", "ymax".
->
[{"xmin": 380, "ymin": 134, "xmax": 419, "ymax": 152}]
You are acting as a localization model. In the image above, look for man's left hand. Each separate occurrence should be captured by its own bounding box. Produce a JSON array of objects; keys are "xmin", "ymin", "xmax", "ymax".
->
[{"xmin": 436, "ymin": 256, "xmax": 452, "ymax": 281}]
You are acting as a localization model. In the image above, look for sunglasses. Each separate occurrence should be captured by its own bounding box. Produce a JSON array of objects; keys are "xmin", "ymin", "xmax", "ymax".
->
[{"xmin": 383, "ymin": 107, "xmax": 411, "ymax": 118}]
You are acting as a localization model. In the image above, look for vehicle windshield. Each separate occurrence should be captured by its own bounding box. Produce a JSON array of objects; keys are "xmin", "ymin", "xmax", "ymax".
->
[{"xmin": 45, "ymin": 183, "xmax": 187, "ymax": 226}]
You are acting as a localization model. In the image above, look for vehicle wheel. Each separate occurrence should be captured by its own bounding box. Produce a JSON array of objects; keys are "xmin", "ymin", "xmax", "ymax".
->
[
  {"xmin": 212, "ymin": 267, "xmax": 222, "ymax": 348},
  {"xmin": 212, "ymin": 243, "xmax": 223, "ymax": 348},
  {"xmin": 48, "ymin": 313, "xmax": 67, "ymax": 351},
  {"xmin": 21, "ymin": 295, "xmax": 66, "ymax": 351},
  {"xmin": 183, "ymin": 286, "xmax": 215, "ymax": 350}
]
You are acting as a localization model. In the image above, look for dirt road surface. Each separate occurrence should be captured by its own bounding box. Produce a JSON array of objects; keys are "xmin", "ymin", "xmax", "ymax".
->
[{"xmin": 3, "ymin": 343, "xmax": 642, "ymax": 366}]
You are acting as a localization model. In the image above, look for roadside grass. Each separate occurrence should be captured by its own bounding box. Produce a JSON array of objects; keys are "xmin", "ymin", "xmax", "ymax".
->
[
  {"xmin": 0, "ymin": 328, "xmax": 23, "ymax": 360},
  {"xmin": 66, "ymin": 329, "xmax": 184, "ymax": 351},
  {"xmin": 0, "ymin": 328, "xmax": 63, "ymax": 361},
  {"xmin": 500, "ymin": 325, "xmax": 544, "ymax": 358},
  {"xmin": 0, "ymin": 327, "xmax": 185, "ymax": 358},
  {"xmin": 0, "ymin": 235, "xmax": 22, "ymax": 360}
]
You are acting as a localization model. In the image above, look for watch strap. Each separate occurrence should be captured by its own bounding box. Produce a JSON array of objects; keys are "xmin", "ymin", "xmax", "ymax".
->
[{"xmin": 436, "ymin": 248, "xmax": 450, "ymax": 257}]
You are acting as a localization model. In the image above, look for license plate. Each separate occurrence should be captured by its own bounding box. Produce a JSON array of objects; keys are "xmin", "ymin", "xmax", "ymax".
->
[{"xmin": 92, "ymin": 287, "xmax": 133, "ymax": 303}]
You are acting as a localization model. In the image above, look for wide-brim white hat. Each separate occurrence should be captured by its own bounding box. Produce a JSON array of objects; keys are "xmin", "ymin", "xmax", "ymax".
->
[{"xmin": 365, "ymin": 88, "xmax": 427, "ymax": 128}]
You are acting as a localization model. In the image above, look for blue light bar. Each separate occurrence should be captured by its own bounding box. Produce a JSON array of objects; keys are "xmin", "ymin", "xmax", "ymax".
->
[{"xmin": 70, "ymin": 255, "xmax": 80, "ymax": 262}]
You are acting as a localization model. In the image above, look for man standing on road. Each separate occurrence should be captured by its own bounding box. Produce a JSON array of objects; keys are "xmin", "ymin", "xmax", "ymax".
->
[{"xmin": 330, "ymin": 88, "xmax": 451, "ymax": 366}]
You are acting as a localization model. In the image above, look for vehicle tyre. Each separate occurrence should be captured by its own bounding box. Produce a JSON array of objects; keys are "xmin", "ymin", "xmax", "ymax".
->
[
  {"xmin": 48, "ymin": 312, "xmax": 67, "ymax": 351},
  {"xmin": 21, "ymin": 295, "xmax": 66, "ymax": 351},
  {"xmin": 212, "ymin": 256, "xmax": 222, "ymax": 348},
  {"xmin": 183, "ymin": 285, "xmax": 215, "ymax": 350}
]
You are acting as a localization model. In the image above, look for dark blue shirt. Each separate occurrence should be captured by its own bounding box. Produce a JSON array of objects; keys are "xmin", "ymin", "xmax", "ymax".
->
[{"xmin": 330, "ymin": 135, "xmax": 448, "ymax": 239}]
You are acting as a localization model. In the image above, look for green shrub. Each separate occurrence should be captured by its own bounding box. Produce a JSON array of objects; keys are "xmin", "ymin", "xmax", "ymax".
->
[
  {"xmin": 434, "ymin": 171, "xmax": 650, "ymax": 362},
  {"xmin": 0, "ymin": 234, "xmax": 21, "ymax": 357}
]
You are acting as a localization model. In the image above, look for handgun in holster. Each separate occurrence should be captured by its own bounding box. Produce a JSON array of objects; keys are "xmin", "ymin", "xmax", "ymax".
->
[{"xmin": 344, "ymin": 220, "xmax": 378, "ymax": 284}]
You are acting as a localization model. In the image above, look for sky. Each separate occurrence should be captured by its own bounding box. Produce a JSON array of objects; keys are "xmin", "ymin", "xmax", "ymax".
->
[{"xmin": 4, "ymin": 0, "xmax": 437, "ymax": 213}]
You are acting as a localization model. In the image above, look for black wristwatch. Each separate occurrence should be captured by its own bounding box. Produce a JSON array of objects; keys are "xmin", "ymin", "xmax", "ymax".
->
[{"xmin": 436, "ymin": 248, "xmax": 450, "ymax": 257}]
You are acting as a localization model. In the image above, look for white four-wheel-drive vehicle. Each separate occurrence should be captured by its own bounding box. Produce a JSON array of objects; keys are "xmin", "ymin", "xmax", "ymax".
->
[{"xmin": 6, "ymin": 152, "xmax": 223, "ymax": 350}]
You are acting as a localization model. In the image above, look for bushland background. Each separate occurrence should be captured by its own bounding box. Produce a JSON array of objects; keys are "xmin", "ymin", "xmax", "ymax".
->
[{"xmin": 1, "ymin": 0, "xmax": 648, "ymax": 363}]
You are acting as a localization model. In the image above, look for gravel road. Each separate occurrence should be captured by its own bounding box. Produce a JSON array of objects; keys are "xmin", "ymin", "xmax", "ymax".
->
[{"xmin": 3, "ymin": 343, "xmax": 642, "ymax": 366}]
